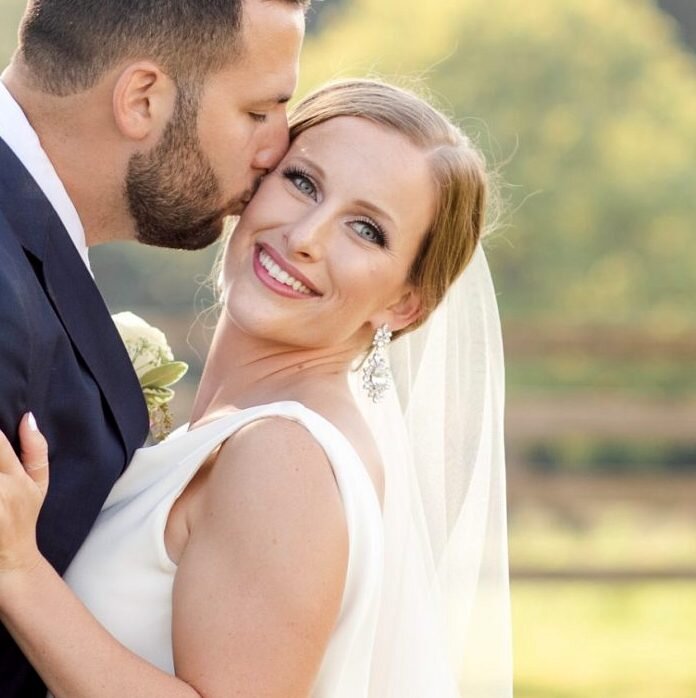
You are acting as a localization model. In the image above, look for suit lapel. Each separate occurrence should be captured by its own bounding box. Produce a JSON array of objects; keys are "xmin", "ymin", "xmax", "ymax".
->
[
  {"xmin": 42, "ymin": 231, "xmax": 150, "ymax": 455},
  {"xmin": 0, "ymin": 138, "xmax": 149, "ymax": 457}
]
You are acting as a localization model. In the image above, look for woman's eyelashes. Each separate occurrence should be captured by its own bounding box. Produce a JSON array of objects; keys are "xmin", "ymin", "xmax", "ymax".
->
[
  {"xmin": 350, "ymin": 218, "xmax": 388, "ymax": 248},
  {"xmin": 283, "ymin": 167, "xmax": 317, "ymax": 199},
  {"xmin": 282, "ymin": 167, "xmax": 390, "ymax": 249},
  {"xmin": 249, "ymin": 112, "xmax": 268, "ymax": 123}
]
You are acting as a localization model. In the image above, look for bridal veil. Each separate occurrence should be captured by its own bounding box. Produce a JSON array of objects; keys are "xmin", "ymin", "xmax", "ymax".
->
[{"xmin": 352, "ymin": 244, "xmax": 512, "ymax": 696}]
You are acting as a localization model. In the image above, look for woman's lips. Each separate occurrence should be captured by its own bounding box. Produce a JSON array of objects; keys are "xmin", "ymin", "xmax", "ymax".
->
[{"xmin": 253, "ymin": 244, "xmax": 322, "ymax": 299}]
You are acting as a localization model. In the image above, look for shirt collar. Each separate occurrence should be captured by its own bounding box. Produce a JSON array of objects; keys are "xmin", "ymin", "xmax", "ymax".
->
[{"xmin": 0, "ymin": 76, "xmax": 91, "ymax": 273}]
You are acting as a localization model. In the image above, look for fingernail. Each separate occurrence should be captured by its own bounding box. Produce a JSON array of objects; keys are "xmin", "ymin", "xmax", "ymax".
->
[{"xmin": 27, "ymin": 412, "xmax": 38, "ymax": 432}]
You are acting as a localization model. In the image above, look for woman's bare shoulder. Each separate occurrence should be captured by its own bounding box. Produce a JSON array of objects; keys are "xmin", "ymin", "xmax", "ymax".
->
[
  {"xmin": 210, "ymin": 415, "xmax": 341, "ymax": 504},
  {"xmin": 289, "ymin": 397, "xmax": 385, "ymax": 507},
  {"xmin": 172, "ymin": 415, "xmax": 349, "ymax": 696}
]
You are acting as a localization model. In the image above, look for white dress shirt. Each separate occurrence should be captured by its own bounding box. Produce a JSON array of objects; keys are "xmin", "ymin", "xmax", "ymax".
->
[{"xmin": 0, "ymin": 77, "xmax": 91, "ymax": 272}]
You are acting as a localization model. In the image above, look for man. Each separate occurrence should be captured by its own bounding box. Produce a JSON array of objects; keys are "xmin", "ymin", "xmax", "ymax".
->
[{"xmin": 0, "ymin": 0, "xmax": 306, "ymax": 694}]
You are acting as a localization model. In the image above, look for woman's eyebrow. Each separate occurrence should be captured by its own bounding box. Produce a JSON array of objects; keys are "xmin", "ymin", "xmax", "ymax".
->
[
  {"xmin": 290, "ymin": 155, "xmax": 326, "ymax": 179},
  {"xmin": 353, "ymin": 199, "xmax": 396, "ymax": 228}
]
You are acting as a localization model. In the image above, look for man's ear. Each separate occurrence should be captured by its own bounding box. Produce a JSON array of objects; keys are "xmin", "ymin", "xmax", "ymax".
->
[
  {"xmin": 376, "ymin": 286, "xmax": 423, "ymax": 334},
  {"xmin": 112, "ymin": 62, "xmax": 176, "ymax": 142}
]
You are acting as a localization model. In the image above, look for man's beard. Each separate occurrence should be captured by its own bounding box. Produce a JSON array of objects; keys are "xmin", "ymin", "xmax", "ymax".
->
[{"xmin": 126, "ymin": 89, "xmax": 248, "ymax": 251}]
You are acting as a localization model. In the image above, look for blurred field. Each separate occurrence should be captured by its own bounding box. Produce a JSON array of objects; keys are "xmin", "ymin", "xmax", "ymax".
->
[
  {"xmin": 512, "ymin": 581, "xmax": 696, "ymax": 698},
  {"xmin": 510, "ymin": 480, "xmax": 696, "ymax": 697},
  {"xmin": 509, "ymin": 473, "xmax": 696, "ymax": 695},
  {"xmin": 509, "ymin": 502, "xmax": 696, "ymax": 575}
]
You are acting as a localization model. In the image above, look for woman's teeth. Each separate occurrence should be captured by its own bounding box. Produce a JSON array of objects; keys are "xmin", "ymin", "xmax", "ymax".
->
[{"xmin": 258, "ymin": 249, "xmax": 313, "ymax": 295}]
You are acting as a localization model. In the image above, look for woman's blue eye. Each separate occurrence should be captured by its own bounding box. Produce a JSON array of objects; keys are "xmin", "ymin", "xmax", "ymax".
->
[
  {"xmin": 351, "ymin": 219, "xmax": 387, "ymax": 247},
  {"xmin": 284, "ymin": 168, "xmax": 317, "ymax": 199}
]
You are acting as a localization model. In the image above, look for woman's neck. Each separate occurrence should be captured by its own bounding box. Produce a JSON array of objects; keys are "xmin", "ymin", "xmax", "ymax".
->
[{"xmin": 189, "ymin": 314, "xmax": 360, "ymax": 427}]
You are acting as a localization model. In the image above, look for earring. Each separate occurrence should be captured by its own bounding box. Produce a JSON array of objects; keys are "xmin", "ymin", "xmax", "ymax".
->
[{"xmin": 362, "ymin": 324, "xmax": 393, "ymax": 403}]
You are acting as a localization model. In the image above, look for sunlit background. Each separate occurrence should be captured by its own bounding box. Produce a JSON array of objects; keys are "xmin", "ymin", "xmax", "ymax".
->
[{"xmin": 2, "ymin": 1, "xmax": 696, "ymax": 695}]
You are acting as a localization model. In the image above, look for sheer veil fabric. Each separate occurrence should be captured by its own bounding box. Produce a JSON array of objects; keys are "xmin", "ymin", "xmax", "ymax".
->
[{"xmin": 351, "ymin": 245, "xmax": 513, "ymax": 696}]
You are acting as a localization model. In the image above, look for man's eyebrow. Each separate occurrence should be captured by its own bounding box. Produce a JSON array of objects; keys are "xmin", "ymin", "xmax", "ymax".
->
[{"xmin": 251, "ymin": 94, "xmax": 293, "ymax": 108}]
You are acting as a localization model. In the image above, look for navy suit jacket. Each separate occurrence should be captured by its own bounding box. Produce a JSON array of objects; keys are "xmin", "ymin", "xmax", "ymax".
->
[{"xmin": 0, "ymin": 138, "xmax": 150, "ymax": 696}]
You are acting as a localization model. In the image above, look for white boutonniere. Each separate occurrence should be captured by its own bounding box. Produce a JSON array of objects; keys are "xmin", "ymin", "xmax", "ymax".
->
[{"xmin": 112, "ymin": 312, "xmax": 189, "ymax": 442}]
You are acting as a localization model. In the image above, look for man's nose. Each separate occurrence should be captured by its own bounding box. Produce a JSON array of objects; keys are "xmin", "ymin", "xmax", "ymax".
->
[{"xmin": 252, "ymin": 112, "xmax": 290, "ymax": 172}]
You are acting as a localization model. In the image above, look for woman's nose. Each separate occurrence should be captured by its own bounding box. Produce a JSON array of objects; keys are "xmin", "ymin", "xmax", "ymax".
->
[{"xmin": 284, "ymin": 213, "xmax": 332, "ymax": 262}]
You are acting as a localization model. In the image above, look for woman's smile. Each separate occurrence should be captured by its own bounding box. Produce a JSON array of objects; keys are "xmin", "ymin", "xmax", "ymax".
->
[{"xmin": 253, "ymin": 243, "xmax": 322, "ymax": 299}]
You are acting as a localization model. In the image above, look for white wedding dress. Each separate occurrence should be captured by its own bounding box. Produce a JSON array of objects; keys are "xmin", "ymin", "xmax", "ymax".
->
[{"xmin": 62, "ymin": 401, "xmax": 385, "ymax": 697}]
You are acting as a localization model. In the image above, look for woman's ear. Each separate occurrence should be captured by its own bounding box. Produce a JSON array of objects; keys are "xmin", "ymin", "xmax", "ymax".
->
[
  {"xmin": 112, "ymin": 61, "xmax": 176, "ymax": 142},
  {"xmin": 376, "ymin": 286, "xmax": 423, "ymax": 335}
]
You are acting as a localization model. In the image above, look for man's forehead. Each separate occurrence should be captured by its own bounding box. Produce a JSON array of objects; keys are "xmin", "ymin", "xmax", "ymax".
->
[
  {"xmin": 234, "ymin": 2, "xmax": 303, "ymax": 87},
  {"xmin": 239, "ymin": 0, "xmax": 306, "ymax": 47}
]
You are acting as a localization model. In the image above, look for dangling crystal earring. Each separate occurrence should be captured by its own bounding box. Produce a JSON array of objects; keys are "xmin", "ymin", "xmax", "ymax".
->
[{"xmin": 362, "ymin": 324, "xmax": 393, "ymax": 403}]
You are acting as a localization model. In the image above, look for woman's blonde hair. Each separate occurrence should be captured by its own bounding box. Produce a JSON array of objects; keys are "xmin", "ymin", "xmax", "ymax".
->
[{"xmin": 289, "ymin": 79, "xmax": 488, "ymax": 336}]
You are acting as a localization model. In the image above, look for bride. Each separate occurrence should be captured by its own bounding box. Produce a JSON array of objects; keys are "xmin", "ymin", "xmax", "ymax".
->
[{"xmin": 0, "ymin": 79, "xmax": 511, "ymax": 697}]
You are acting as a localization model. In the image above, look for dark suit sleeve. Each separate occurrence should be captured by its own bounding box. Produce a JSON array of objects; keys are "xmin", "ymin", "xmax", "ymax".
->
[{"xmin": 0, "ymin": 230, "xmax": 32, "ymax": 451}]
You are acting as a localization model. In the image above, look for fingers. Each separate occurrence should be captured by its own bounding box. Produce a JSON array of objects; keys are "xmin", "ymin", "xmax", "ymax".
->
[
  {"xmin": 0, "ymin": 427, "xmax": 24, "ymax": 477},
  {"xmin": 19, "ymin": 413, "xmax": 50, "ymax": 498}
]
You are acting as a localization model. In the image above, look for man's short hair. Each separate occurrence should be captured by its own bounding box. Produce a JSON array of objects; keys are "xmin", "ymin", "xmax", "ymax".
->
[{"xmin": 18, "ymin": 0, "xmax": 310, "ymax": 96}]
